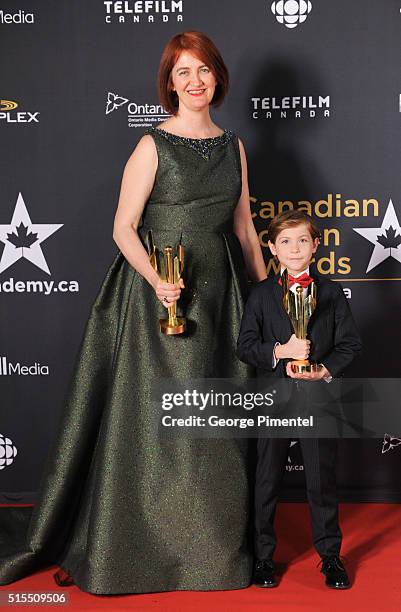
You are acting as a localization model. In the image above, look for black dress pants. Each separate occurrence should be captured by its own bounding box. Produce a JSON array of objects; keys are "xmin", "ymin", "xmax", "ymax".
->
[{"xmin": 254, "ymin": 437, "xmax": 342, "ymax": 560}]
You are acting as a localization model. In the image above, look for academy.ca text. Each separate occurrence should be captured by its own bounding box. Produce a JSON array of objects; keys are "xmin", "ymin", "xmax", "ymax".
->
[{"xmin": 0, "ymin": 277, "xmax": 79, "ymax": 295}]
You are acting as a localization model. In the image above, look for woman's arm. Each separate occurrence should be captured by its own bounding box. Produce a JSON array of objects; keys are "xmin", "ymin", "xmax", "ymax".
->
[
  {"xmin": 233, "ymin": 138, "xmax": 267, "ymax": 282},
  {"xmin": 112, "ymin": 135, "xmax": 183, "ymax": 306}
]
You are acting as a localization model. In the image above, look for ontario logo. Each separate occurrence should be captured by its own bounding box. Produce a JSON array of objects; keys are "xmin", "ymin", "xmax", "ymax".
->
[
  {"xmin": 270, "ymin": 1, "xmax": 312, "ymax": 29},
  {"xmin": 0, "ymin": 356, "xmax": 49, "ymax": 376},
  {"xmin": 106, "ymin": 91, "xmax": 170, "ymax": 128},
  {"xmin": 382, "ymin": 433, "xmax": 401, "ymax": 454},
  {"xmin": 0, "ymin": 99, "xmax": 40, "ymax": 124},
  {"xmin": 0, "ymin": 434, "xmax": 17, "ymax": 471},
  {"xmin": 0, "ymin": 193, "xmax": 79, "ymax": 295},
  {"xmin": 104, "ymin": 1, "xmax": 183, "ymax": 24}
]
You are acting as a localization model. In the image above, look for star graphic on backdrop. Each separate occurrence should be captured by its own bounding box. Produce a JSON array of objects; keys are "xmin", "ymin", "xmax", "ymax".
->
[
  {"xmin": 0, "ymin": 193, "xmax": 63, "ymax": 275},
  {"xmin": 353, "ymin": 200, "xmax": 401, "ymax": 273}
]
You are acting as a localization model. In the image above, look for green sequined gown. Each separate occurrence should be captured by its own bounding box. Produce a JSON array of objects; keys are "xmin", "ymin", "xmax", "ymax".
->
[{"xmin": 0, "ymin": 127, "xmax": 253, "ymax": 594}]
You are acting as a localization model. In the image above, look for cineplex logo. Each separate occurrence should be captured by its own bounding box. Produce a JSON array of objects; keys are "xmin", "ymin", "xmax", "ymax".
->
[
  {"xmin": 251, "ymin": 95, "xmax": 330, "ymax": 120},
  {"xmin": 271, "ymin": 1, "xmax": 312, "ymax": 29},
  {"xmin": 104, "ymin": 1, "xmax": 183, "ymax": 24},
  {"xmin": 0, "ymin": 9, "xmax": 34, "ymax": 24},
  {"xmin": 0, "ymin": 356, "xmax": 49, "ymax": 376},
  {"xmin": 0, "ymin": 193, "xmax": 79, "ymax": 294},
  {"xmin": 0, "ymin": 434, "xmax": 17, "ymax": 471},
  {"xmin": 106, "ymin": 92, "xmax": 170, "ymax": 128},
  {"xmin": 0, "ymin": 100, "xmax": 40, "ymax": 124}
]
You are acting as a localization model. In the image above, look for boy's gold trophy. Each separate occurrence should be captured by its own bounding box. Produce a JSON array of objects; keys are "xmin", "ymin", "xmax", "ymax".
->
[
  {"xmin": 281, "ymin": 268, "xmax": 322, "ymax": 374},
  {"xmin": 147, "ymin": 230, "xmax": 186, "ymax": 335}
]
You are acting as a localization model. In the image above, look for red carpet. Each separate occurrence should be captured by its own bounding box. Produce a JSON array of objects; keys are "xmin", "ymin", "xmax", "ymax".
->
[{"xmin": 1, "ymin": 503, "xmax": 400, "ymax": 611}]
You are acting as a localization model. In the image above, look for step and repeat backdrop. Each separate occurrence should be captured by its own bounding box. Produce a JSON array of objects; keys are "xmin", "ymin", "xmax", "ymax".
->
[{"xmin": 1, "ymin": 0, "xmax": 401, "ymax": 503}]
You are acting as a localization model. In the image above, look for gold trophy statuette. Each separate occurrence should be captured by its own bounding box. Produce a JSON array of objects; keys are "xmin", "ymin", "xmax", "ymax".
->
[
  {"xmin": 147, "ymin": 230, "xmax": 186, "ymax": 335},
  {"xmin": 281, "ymin": 268, "xmax": 322, "ymax": 374}
]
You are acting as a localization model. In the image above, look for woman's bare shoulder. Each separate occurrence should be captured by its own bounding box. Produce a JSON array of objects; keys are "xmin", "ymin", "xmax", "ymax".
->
[{"xmin": 125, "ymin": 132, "xmax": 157, "ymax": 170}]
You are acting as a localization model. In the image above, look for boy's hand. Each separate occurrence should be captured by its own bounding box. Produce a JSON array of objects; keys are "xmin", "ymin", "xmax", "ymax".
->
[
  {"xmin": 275, "ymin": 334, "xmax": 310, "ymax": 360},
  {"xmin": 286, "ymin": 363, "xmax": 330, "ymax": 380}
]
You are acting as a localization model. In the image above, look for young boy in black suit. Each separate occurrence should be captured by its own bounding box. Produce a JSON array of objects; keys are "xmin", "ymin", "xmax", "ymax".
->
[{"xmin": 237, "ymin": 210, "xmax": 362, "ymax": 589}]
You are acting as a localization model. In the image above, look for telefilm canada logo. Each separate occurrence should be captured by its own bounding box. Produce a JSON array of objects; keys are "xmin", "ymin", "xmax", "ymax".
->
[
  {"xmin": 106, "ymin": 92, "xmax": 170, "ymax": 128},
  {"xmin": 0, "ymin": 100, "xmax": 40, "ymax": 124},
  {"xmin": 104, "ymin": 1, "xmax": 184, "ymax": 24},
  {"xmin": 251, "ymin": 95, "xmax": 330, "ymax": 120},
  {"xmin": 0, "ymin": 193, "xmax": 80, "ymax": 295},
  {"xmin": 0, "ymin": 434, "xmax": 18, "ymax": 471},
  {"xmin": 0, "ymin": 356, "xmax": 49, "ymax": 377},
  {"xmin": 0, "ymin": 9, "xmax": 34, "ymax": 24},
  {"xmin": 270, "ymin": 1, "xmax": 312, "ymax": 29}
]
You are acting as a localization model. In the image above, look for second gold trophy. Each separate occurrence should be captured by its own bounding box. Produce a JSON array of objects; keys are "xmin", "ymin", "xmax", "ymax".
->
[
  {"xmin": 147, "ymin": 230, "xmax": 186, "ymax": 335},
  {"xmin": 281, "ymin": 268, "xmax": 322, "ymax": 374}
]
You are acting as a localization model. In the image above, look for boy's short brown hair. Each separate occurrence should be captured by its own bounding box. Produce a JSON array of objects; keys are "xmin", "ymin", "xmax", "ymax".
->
[{"xmin": 267, "ymin": 210, "xmax": 321, "ymax": 244}]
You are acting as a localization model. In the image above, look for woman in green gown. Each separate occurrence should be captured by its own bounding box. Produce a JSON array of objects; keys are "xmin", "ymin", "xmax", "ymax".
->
[{"xmin": 0, "ymin": 31, "xmax": 266, "ymax": 594}]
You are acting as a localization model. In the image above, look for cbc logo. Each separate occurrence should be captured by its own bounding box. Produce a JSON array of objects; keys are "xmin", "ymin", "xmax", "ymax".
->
[
  {"xmin": 271, "ymin": 0, "xmax": 313, "ymax": 29},
  {"xmin": 0, "ymin": 433, "xmax": 18, "ymax": 470}
]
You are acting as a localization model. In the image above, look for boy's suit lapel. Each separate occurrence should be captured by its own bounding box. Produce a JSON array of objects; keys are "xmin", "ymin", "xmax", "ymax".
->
[
  {"xmin": 271, "ymin": 272, "xmax": 286, "ymax": 316},
  {"xmin": 272, "ymin": 273, "xmax": 293, "ymax": 337}
]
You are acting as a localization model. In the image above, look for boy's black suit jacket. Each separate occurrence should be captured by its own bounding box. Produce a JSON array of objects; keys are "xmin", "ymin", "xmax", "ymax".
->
[{"xmin": 237, "ymin": 266, "xmax": 362, "ymax": 378}]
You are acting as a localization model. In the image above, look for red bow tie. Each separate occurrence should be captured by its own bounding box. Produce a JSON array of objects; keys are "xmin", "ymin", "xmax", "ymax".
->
[{"xmin": 279, "ymin": 272, "xmax": 313, "ymax": 288}]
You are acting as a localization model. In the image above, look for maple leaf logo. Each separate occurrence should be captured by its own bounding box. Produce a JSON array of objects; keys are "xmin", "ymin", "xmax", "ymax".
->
[
  {"xmin": 376, "ymin": 226, "xmax": 401, "ymax": 250},
  {"xmin": 6, "ymin": 222, "xmax": 38, "ymax": 250},
  {"xmin": 381, "ymin": 433, "xmax": 401, "ymax": 454}
]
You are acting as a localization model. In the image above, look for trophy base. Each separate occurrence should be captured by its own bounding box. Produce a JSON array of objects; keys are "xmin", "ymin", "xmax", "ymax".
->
[
  {"xmin": 160, "ymin": 317, "xmax": 186, "ymax": 335},
  {"xmin": 290, "ymin": 361, "xmax": 323, "ymax": 374}
]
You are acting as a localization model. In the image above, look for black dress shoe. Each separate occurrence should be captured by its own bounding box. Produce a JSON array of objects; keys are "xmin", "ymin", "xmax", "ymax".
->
[
  {"xmin": 54, "ymin": 568, "xmax": 75, "ymax": 587},
  {"xmin": 253, "ymin": 558, "xmax": 278, "ymax": 588},
  {"xmin": 320, "ymin": 555, "xmax": 351, "ymax": 589}
]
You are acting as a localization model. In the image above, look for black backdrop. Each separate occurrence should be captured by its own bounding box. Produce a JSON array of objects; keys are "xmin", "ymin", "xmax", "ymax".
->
[{"xmin": 1, "ymin": 0, "xmax": 401, "ymax": 503}]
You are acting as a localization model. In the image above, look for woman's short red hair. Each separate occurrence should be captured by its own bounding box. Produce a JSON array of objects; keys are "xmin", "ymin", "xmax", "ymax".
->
[{"xmin": 157, "ymin": 31, "xmax": 229, "ymax": 115}]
